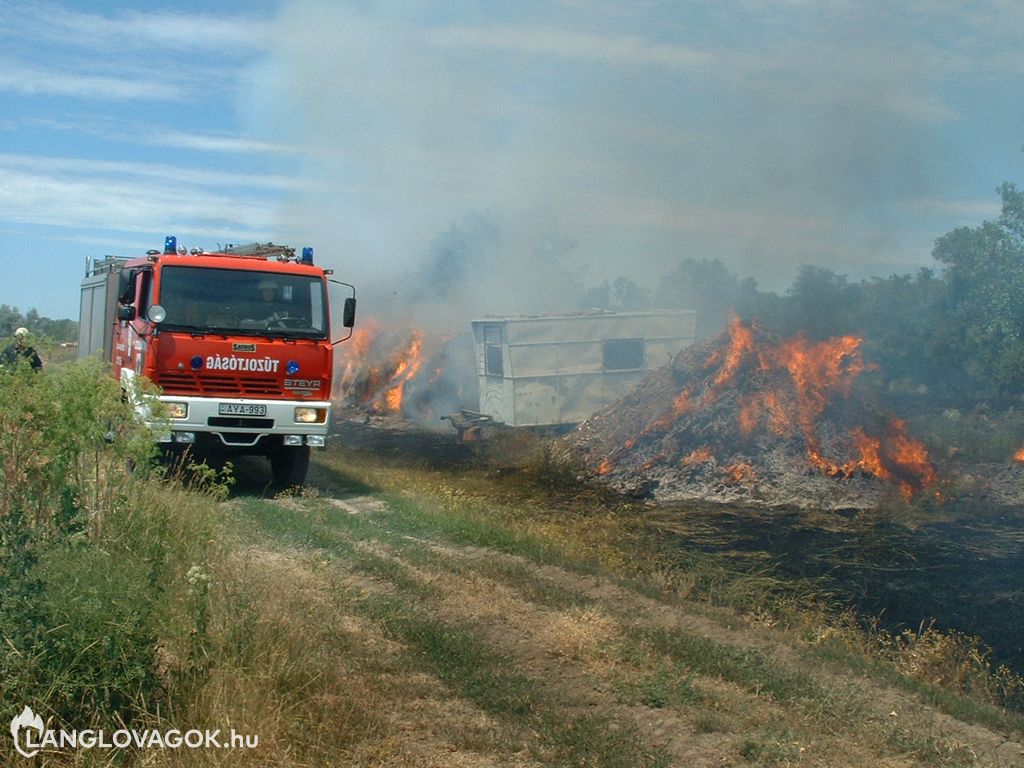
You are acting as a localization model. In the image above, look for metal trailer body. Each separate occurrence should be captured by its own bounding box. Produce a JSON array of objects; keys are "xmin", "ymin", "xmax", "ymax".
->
[
  {"xmin": 78, "ymin": 256, "xmax": 128, "ymax": 359},
  {"xmin": 471, "ymin": 310, "xmax": 697, "ymax": 427}
]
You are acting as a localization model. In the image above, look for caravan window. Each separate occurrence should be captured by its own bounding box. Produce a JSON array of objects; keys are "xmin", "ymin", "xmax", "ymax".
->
[
  {"xmin": 603, "ymin": 338, "xmax": 644, "ymax": 370},
  {"xmin": 483, "ymin": 325, "xmax": 504, "ymax": 376}
]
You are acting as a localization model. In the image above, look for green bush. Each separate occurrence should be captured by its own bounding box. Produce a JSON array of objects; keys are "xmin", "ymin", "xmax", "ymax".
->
[
  {"xmin": 0, "ymin": 357, "xmax": 158, "ymax": 533},
  {"xmin": 0, "ymin": 359, "xmax": 218, "ymax": 737}
]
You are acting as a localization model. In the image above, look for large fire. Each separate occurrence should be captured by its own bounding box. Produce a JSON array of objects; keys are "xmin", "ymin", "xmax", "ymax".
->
[
  {"xmin": 336, "ymin": 319, "xmax": 468, "ymax": 421},
  {"xmin": 337, "ymin": 319, "xmax": 428, "ymax": 415},
  {"xmin": 605, "ymin": 317, "xmax": 938, "ymax": 500}
]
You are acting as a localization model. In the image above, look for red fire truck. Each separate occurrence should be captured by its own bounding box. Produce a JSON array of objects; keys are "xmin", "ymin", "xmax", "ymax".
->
[{"xmin": 79, "ymin": 236, "xmax": 355, "ymax": 486}]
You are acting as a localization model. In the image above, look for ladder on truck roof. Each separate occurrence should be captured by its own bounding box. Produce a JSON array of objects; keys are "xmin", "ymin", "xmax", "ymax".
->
[
  {"xmin": 220, "ymin": 242, "xmax": 297, "ymax": 260},
  {"xmin": 85, "ymin": 254, "xmax": 129, "ymax": 278}
]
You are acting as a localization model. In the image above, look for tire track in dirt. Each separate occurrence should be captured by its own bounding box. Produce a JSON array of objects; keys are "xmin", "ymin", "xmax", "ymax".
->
[
  {"xmin": 358, "ymin": 538, "xmax": 902, "ymax": 767},
  {"xmin": 236, "ymin": 540, "xmax": 540, "ymax": 767}
]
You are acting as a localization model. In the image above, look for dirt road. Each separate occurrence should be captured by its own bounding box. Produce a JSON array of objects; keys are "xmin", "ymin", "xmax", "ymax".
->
[{"xmin": 221, "ymin": 451, "xmax": 1024, "ymax": 767}]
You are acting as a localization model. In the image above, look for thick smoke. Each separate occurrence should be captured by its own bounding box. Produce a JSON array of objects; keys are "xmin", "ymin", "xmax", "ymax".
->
[
  {"xmin": 243, "ymin": 1, "xmax": 1015, "ymax": 417},
  {"xmin": 255, "ymin": 2, "xmax": 967, "ymax": 310}
]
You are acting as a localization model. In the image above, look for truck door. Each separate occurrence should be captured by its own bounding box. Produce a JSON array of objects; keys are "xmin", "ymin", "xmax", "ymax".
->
[{"xmin": 114, "ymin": 267, "xmax": 152, "ymax": 375}]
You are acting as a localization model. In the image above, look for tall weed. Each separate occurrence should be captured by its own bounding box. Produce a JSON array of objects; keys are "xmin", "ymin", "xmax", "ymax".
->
[{"xmin": 0, "ymin": 359, "xmax": 219, "ymax": 743}]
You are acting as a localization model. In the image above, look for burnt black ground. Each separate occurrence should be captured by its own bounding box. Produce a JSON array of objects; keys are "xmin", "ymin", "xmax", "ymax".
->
[{"xmin": 649, "ymin": 501, "xmax": 1024, "ymax": 678}]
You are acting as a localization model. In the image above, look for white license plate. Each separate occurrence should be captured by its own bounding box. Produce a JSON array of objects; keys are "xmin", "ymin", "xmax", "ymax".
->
[{"xmin": 218, "ymin": 403, "xmax": 267, "ymax": 416}]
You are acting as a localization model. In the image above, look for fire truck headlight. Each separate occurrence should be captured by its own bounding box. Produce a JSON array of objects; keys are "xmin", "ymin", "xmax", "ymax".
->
[
  {"xmin": 166, "ymin": 402, "xmax": 188, "ymax": 419},
  {"xmin": 294, "ymin": 407, "xmax": 326, "ymax": 423}
]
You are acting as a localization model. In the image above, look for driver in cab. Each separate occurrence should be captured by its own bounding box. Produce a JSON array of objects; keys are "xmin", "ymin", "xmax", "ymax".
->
[{"xmin": 254, "ymin": 278, "xmax": 288, "ymax": 326}]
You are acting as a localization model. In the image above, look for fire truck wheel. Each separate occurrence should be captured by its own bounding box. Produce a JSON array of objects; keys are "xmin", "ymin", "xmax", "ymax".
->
[{"xmin": 271, "ymin": 444, "xmax": 310, "ymax": 487}]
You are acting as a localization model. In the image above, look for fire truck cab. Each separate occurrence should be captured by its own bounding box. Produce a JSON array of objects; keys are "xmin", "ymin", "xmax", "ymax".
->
[{"xmin": 79, "ymin": 237, "xmax": 355, "ymax": 486}]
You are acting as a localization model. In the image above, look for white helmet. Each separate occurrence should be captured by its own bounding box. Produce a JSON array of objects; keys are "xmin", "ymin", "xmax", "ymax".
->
[{"xmin": 14, "ymin": 327, "xmax": 29, "ymax": 338}]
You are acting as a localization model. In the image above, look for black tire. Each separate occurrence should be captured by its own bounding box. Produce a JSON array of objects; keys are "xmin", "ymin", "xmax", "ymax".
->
[{"xmin": 271, "ymin": 444, "xmax": 310, "ymax": 487}]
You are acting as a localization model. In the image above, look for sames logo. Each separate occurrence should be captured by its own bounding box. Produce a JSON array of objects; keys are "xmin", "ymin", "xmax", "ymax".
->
[{"xmin": 11, "ymin": 706, "xmax": 44, "ymax": 758}]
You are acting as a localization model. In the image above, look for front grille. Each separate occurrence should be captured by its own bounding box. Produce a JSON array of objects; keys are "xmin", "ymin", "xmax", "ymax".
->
[
  {"xmin": 207, "ymin": 417, "xmax": 275, "ymax": 429},
  {"xmin": 157, "ymin": 371, "xmax": 284, "ymax": 397}
]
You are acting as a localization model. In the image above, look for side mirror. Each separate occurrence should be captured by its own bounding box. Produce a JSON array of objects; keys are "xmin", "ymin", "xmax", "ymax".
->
[
  {"xmin": 343, "ymin": 297, "xmax": 357, "ymax": 328},
  {"xmin": 328, "ymin": 278, "xmax": 357, "ymax": 345},
  {"xmin": 117, "ymin": 305, "xmax": 136, "ymax": 322},
  {"xmin": 117, "ymin": 268, "xmax": 133, "ymax": 303}
]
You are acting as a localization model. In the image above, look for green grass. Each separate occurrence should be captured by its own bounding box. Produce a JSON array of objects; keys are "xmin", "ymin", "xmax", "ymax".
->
[
  {"xmin": 236, "ymin": 493, "xmax": 669, "ymax": 767},
  {"xmin": 811, "ymin": 636, "xmax": 1024, "ymax": 738},
  {"xmin": 235, "ymin": 496, "xmax": 431, "ymax": 596},
  {"xmin": 630, "ymin": 627, "xmax": 820, "ymax": 706},
  {"xmin": 315, "ymin": 452, "xmax": 619, "ymax": 571},
  {"xmin": 364, "ymin": 533, "xmax": 596, "ymax": 611},
  {"xmin": 613, "ymin": 664, "xmax": 705, "ymax": 709},
  {"xmin": 358, "ymin": 592, "xmax": 669, "ymax": 768}
]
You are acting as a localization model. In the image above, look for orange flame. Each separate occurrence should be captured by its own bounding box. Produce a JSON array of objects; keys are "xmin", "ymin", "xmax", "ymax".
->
[
  {"xmin": 737, "ymin": 395, "xmax": 759, "ymax": 437},
  {"xmin": 851, "ymin": 428, "xmax": 887, "ymax": 480},
  {"xmin": 338, "ymin": 321, "xmax": 428, "ymax": 415},
  {"xmin": 681, "ymin": 447, "xmax": 714, "ymax": 466},
  {"xmin": 596, "ymin": 458, "xmax": 614, "ymax": 476},
  {"xmin": 383, "ymin": 331, "xmax": 425, "ymax": 412},
  {"xmin": 1014, "ymin": 448, "xmax": 1024, "ymax": 463},
  {"xmin": 721, "ymin": 462, "xmax": 756, "ymax": 484},
  {"xmin": 671, "ymin": 388, "xmax": 694, "ymax": 416},
  {"xmin": 705, "ymin": 316, "xmax": 759, "ymax": 386},
  {"xmin": 887, "ymin": 418, "xmax": 937, "ymax": 491}
]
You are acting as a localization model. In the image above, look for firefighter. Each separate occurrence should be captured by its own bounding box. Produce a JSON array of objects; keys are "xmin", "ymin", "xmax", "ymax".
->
[
  {"xmin": 255, "ymin": 278, "xmax": 287, "ymax": 325},
  {"xmin": 2, "ymin": 327, "xmax": 43, "ymax": 371},
  {"xmin": 258, "ymin": 278, "xmax": 276, "ymax": 305}
]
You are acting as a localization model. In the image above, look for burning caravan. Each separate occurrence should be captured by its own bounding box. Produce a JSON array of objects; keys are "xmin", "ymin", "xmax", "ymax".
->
[{"xmin": 462, "ymin": 310, "xmax": 697, "ymax": 431}]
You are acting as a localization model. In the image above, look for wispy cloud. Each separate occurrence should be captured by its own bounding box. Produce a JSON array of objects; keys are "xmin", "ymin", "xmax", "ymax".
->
[
  {"xmin": 0, "ymin": 3, "xmax": 269, "ymax": 104},
  {"xmin": 0, "ymin": 168, "xmax": 273, "ymax": 235},
  {"xmin": 0, "ymin": 154, "xmax": 288, "ymax": 240},
  {"xmin": 150, "ymin": 131, "xmax": 303, "ymax": 156},
  {"xmin": 0, "ymin": 61, "xmax": 183, "ymax": 101},
  {"xmin": 0, "ymin": 154, "xmax": 302, "ymax": 192},
  {"xmin": 0, "ymin": 2, "xmax": 271, "ymax": 52}
]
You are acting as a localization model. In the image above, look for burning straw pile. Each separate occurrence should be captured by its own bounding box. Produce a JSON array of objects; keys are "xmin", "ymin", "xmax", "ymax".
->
[
  {"xmin": 568, "ymin": 317, "xmax": 938, "ymax": 509},
  {"xmin": 335, "ymin": 318, "xmax": 470, "ymax": 422}
]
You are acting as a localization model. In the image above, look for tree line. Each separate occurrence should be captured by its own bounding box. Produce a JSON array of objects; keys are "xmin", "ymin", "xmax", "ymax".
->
[
  {"xmin": 580, "ymin": 182, "xmax": 1024, "ymax": 404},
  {"xmin": 0, "ymin": 306, "xmax": 77, "ymax": 344}
]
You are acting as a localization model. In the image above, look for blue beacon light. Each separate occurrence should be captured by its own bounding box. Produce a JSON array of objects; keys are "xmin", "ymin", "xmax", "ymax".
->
[
  {"xmin": 301, "ymin": 247, "xmax": 314, "ymax": 265},
  {"xmin": 164, "ymin": 235, "xmax": 177, "ymax": 255},
  {"xmin": 190, "ymin": 356, "xmax": 203, "ymax": 370},
  {"xmin": 286, "ymin": 360, "xmax": 300, "ymax": 375}
]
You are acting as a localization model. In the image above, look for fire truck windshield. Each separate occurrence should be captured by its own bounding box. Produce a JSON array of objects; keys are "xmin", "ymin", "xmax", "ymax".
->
[{"xmin": 157, "ymin": 266, "xmax": 328, "ymax": 338}]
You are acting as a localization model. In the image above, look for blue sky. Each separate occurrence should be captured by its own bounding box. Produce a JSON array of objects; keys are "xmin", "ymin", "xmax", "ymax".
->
[{"xmin": 1, "ymin": 0, "xmax": 1022, "ymax": 321}]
